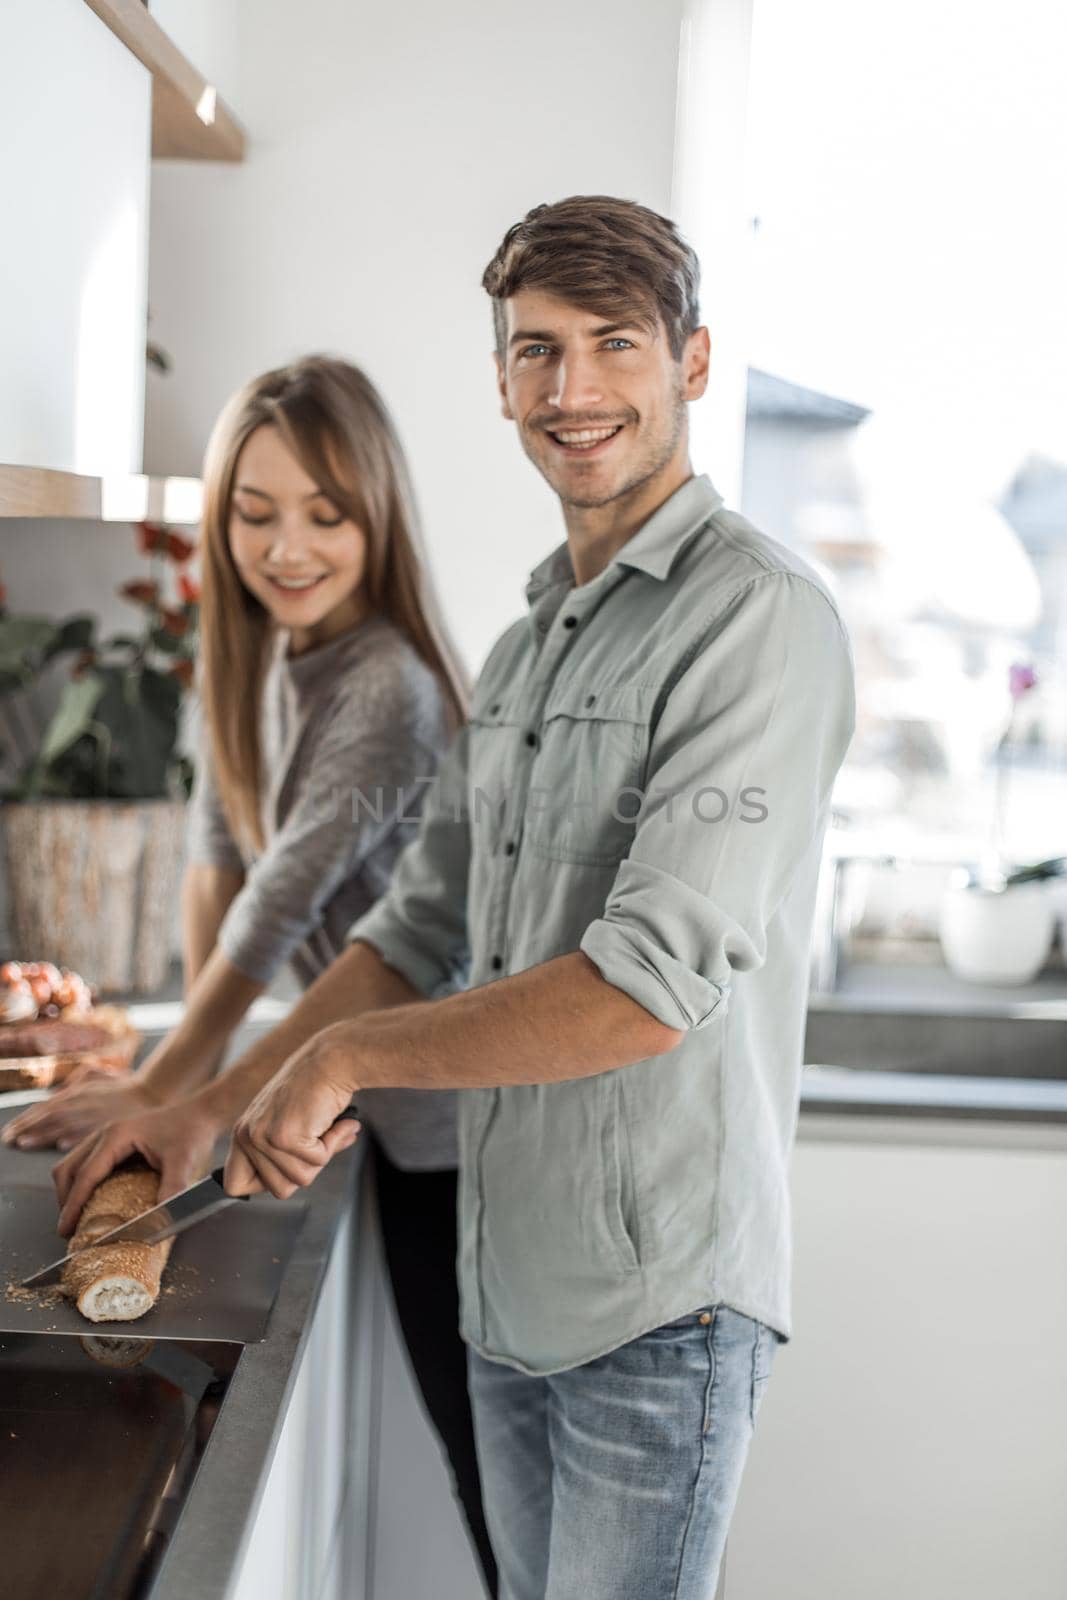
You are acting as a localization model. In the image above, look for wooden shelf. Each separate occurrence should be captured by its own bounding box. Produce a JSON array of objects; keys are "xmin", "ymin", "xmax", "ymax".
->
[
  {"xmin": 82, "ymin": 0, "xmax": 246, "ymax": 162},
  {"xmin": 0, "ymin": 466, "xmax": 202, "ymax": 526}
]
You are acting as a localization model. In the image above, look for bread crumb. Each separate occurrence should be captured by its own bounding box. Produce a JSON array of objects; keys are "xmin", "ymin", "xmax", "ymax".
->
[{"xmin": 4, "ymin": 1279, "xmax": 64, "ymax": 1311}]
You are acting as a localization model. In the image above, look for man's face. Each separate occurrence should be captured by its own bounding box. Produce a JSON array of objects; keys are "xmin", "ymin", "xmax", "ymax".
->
[{"xmin": 495, "ymin": 289, "xmax": 709, "ymax": 510}]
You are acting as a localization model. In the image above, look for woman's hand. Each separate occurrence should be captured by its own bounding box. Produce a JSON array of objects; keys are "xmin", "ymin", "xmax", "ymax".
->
[
  {"xmin": 52, "ymin": 1099, "xmax": 224, "ymax": 1238},
  {"xmin": 2, "ymin": 1075, "xmax": 165, "ymax": 1153},
  {"xmin": 225, "ymin": 1030, "xmax": 361, "ymax": 1200}
]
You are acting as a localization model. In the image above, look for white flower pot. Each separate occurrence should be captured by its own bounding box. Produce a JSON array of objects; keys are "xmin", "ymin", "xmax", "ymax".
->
[{"xmin": 938, "ymin": 880, "xmax": 1054, "ymax": 985}]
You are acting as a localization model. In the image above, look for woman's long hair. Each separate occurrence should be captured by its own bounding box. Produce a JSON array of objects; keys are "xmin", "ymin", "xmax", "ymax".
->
[{"xmin": 199, "ymin": 354, "xmax": 470, "ymax": 853}]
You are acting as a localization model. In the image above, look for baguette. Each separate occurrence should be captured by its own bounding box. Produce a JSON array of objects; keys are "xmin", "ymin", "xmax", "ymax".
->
[{"xmin": 61, "ymin": 1166, "xmax": 174, "ymax": 1324}]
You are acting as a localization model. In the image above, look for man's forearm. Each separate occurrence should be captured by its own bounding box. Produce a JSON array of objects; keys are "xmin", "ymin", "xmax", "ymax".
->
[
  {"xmin": 196, "ymin": 939, "xmax": 424, "ymax": 1126},
  {"xmin": 316, "ymin": 951, "xmax": 683, "ymax": 1097}
]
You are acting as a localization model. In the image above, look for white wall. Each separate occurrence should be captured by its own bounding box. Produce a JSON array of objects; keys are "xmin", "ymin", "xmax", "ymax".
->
[
  {"xmin": 672, "ymin": 0, "xmax": 755, "ymax": 509},
  {"xmin": 0, "ymin": 0, "xmax": 150, "ymax": 474},
  {"xmin": 143, "ymin": 0, "xmax": 686, "ymax": 675}
]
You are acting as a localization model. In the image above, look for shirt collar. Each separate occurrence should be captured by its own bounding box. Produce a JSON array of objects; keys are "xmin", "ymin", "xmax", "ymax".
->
[{"xmin": 524, "ymin": 473, "xmax": 725, "ymax": 604}]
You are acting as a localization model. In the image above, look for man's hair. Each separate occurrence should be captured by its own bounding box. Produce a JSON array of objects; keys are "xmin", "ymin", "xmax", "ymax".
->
[{"xmin": 481, "ymin": 195, "xmax": 701, "ymax": 363}]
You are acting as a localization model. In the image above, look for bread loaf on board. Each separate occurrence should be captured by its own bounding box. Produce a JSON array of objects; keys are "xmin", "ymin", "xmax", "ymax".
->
[{"xmin": 61, "ymin": 1166, "xmax": 174, "ymax": 1323}]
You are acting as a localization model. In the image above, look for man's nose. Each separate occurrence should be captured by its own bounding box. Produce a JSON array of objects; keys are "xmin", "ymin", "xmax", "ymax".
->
[{"xmin": 547, "ymin": 354, "xmax": 604, "ymax": 414}]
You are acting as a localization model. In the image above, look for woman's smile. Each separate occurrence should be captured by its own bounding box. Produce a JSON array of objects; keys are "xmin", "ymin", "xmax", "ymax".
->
[{"xmin": 261, "ymin": 570, "xmax": 331, "ymax": 594}]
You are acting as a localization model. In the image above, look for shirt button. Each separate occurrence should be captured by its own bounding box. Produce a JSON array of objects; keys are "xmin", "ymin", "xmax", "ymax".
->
[
  {"xmin": 504, "ymin": 841, "xmax": 516, "ymax": 856},
  {"xmin": 491, "ymin": 955, "xmax": 503, "ymax": 971},
  {"xmin": 489, "ymin": 702, "xmax": 501, "ymax": 715},
  {"xmin": 698, "ymin": 1311, "xmax": 712, "ymax": 1326},
  {"xmin": 585, "ymin": 693, "xmax": 596, "ymax": 707},
  {"xmin": 525, "ymin": 732, "xmax": 537, "ymax": 748},
  {"xmin": 563, "ymin": 616, "xmax": 578, "ymax": 629},
  {"xmin": 536, "ymin": 619, "xmax": 548, "ymax": 633}
]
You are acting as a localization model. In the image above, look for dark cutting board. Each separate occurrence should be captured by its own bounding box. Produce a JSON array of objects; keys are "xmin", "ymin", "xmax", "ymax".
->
[{"xmin": 0, "ymin": 1180, "xmax": 307, "ymax": 1343}]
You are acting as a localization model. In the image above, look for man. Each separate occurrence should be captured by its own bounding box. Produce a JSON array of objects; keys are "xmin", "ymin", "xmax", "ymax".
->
[{"xmin": 56, "ymin": 196, "xmax": 854, "ymax": 1598}]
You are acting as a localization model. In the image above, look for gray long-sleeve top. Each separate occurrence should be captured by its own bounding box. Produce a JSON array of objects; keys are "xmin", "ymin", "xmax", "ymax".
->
[{"xmin": 185, "ymin": 614, "xmax": 459, "ymax": 1170}]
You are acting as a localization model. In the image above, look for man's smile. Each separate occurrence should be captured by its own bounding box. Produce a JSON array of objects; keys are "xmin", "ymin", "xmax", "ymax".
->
[{"xmin": 540, "ymin": 422, "xmax": 626, "ymax": 457}]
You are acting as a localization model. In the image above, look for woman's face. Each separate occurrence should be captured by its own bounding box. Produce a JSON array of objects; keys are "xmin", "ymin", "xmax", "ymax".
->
[{"xmin": 228, "ymin": 423, "xmax": 371, "ymax": 652}]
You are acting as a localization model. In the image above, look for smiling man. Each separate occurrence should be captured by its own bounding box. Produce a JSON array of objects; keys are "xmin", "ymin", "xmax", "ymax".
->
[{"xmin": 54, "ymin": 197, "xmax": 855, "ymax": 1599}]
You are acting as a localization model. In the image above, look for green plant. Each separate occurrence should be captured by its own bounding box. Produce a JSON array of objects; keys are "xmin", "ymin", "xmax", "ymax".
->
[
  {"xmin": 1004, "ymin": 856, "xmax": 1066, "ymax": 888},
  {"xmin": 0, "ymin": 523, "xmax": 200, "ymax": 801}
]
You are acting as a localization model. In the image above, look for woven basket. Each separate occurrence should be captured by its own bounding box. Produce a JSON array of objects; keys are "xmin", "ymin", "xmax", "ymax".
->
[{"xmin": 2, "ymin": 799, "xmax": 185, "ymax": 995}]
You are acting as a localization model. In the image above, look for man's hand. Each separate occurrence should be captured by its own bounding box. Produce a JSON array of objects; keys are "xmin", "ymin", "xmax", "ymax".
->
[
  {"xmin": 225, "ymin": 1030, "xmax": 361, "ymax": 1200},
  {"xmin": 3, "ymin": 1075, "xmax": 164, "ymax": 1153},
  {"xmin": 53, "ymin": 1099, "xmax": 223, "ymax": 1238}
]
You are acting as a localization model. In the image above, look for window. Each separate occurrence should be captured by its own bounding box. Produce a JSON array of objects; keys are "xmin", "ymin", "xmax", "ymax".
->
[{"xmin": 739, "ymin": 0, "xmax": 1067, "ymax": 878}]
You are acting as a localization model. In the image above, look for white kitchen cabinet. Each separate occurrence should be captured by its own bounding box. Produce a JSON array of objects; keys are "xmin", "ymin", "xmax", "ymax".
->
[
  {"xmin": 725, "ymin": 1118, "xmax": 1067, "ymax": 1600},
  {"xmin": 0, "ymin": 0, "xmax": 150, "ymax": 476},
  {"xmin": 225, "ymin": 1149, "xmax": 480, "ymax": 1600},
  {"xmin": 227, "ymin": 1194, "xmax": 362, "ymax": 1600}
]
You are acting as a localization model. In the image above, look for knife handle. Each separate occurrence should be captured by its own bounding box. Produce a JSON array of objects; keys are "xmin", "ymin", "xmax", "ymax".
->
[
  {"xmin": 210, "ymin": 1164, "xmax": 249, "ymax": 1197},
  {"xmin": 209, "ymin": 1104, "xmax": 360, "ymax": 1192}
]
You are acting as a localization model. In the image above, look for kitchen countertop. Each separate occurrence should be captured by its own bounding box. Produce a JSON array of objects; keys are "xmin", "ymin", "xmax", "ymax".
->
[
  {"xmin": 810, "ymin": 955, "xmax": 1067, "ymax": 1016},
  {"xmin": 0, "ymin": 1092, "xmax": 363, "ymax": 1600},
  {"xmin": 800, "ymin": 1063, "xmax": 1067, "ymax": 1124}
]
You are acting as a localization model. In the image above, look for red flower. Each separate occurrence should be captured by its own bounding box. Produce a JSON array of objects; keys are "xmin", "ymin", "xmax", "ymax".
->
[
  {"xmin": 135, "ymin": 522, "xmax": 195, "ymax": 563},
  {"xmin": 159, "ymin": 606, "xmax": 190, "ymax": 638},
  {"xmin": 119, "ymin": 579, "xmax": 160, "ymax": 607},
  {"xmin": 178, "ymin": 573, "xmax": 201, "ymax": 605},
  {"xmin": 0, "ymin": 580, "xmax": 6, "ymax": 611},
  {"xmin": 169, "ymin": 658, "xmax": 195, "ymax": 689},
  {"xmin": 165, "ymin": 531, "xmax": 196, "ymax": 564},
  {"xmin": 136, "ymin": 521, "xmax": 168, "ymax": 556}
]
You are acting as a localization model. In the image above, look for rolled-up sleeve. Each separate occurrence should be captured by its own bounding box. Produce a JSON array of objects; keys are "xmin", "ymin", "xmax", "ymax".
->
[
  {"xmin": 580, "ymin": 573, "xmax": 855, "ymax": 1033},
  {"xmin": 346, "ymin": 721, "xmax": 473, "ymax": 999},
  {"xmin": 217, "ymin": 666, "xmax": 449, "ymax": 986}
]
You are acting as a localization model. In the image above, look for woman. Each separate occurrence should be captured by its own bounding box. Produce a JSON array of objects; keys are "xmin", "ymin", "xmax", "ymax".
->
[{"xmin": 2, "ymin": 356, "xmax": 497, "ymax": 1597}]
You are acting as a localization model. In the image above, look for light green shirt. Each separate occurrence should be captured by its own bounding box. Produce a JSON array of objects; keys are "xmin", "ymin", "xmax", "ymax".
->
[{"xmin": 348, "ymin": 474, "xmax": 855, "ymax": 1373}]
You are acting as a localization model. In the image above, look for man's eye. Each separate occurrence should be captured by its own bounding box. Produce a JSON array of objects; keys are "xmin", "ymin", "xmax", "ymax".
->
[
  {"xmin": 605, "ymin": 338, "xmax": 634, "ymax": 351},
  {"xmin": 519, "ymin": 344, "xmax": 551, "ymax": 359}
]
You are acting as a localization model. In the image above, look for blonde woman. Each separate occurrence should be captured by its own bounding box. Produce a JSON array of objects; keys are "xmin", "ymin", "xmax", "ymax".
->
[{"xmin": 4, "ymin": 356, "xmax": 497, "ymax": 1596}]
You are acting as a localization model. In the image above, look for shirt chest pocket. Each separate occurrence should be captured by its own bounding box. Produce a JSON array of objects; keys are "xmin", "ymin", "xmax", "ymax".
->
[{"xmin": 525, "ymin": 682, "xmax": 655, "ymax": 866}]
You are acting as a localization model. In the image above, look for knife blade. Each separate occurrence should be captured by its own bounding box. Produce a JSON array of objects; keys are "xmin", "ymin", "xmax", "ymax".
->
[
  {"xmin": 22, "ymin": 1165, "xmax": 244, "ymax": 1288},
  {"xmin": 21, "ymin": 1103, "xmax": 360, "ymax": 1289}
]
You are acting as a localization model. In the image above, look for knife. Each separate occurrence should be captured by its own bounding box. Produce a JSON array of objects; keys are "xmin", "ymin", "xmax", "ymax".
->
[{"xmin": 22, "ymin": 1103, "xmax": 361, "ymax": 1289}]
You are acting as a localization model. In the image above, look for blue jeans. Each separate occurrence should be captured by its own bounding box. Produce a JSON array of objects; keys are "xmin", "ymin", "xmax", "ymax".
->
[{"xmin": 467, "ymin": 1305, "xmax": 779, "ymax": 1600}]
